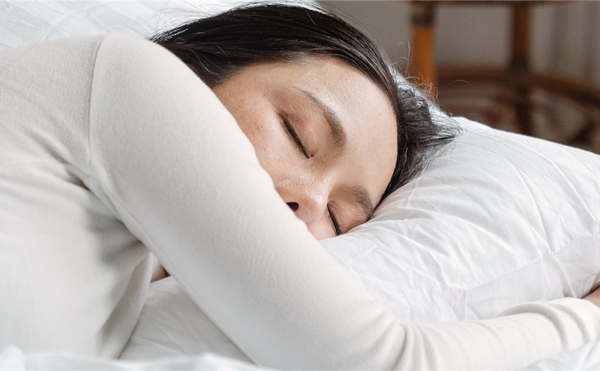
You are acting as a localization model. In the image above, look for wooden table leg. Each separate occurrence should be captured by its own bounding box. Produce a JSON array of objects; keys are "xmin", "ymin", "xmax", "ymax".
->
[
  {"xmin": 510, "ymin": 2, "xmax": 533, "ymax": 135},
  {"xmin": 410, "ymin": 1, "xmax": 437, "ymax": 87}
]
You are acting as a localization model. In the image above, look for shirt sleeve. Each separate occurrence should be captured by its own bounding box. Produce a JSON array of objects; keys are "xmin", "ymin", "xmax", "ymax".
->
[{"xmin": 86, "ymin": 34, "xmax": 600, "ymax": 370}]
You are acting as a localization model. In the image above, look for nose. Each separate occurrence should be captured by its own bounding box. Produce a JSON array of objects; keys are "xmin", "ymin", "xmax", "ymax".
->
[{"xmin": 276, "ymin": 180, "xmax": 328, "ymax": 226}]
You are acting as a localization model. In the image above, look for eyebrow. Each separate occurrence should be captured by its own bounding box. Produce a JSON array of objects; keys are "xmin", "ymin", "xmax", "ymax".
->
[
  {"xmin": 300, "ymin": 90, "xmax": 347, "ymax": 151},
  {"xmin": 349, "ymin": 186, "xmax": 375, "ymax": 223}
]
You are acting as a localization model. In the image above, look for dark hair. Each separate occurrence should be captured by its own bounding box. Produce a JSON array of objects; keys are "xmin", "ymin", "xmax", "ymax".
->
[{"xmin": 151, "ymin": 3, "xmax": 458, "ymax": 201}]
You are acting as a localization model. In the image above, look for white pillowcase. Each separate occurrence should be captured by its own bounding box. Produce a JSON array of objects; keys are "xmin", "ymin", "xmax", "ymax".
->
[
  {"xmin": 0, "ymin": 0, "xmax": 315, "ymax": 52},
  {"xmin": 322, "ymin": 116, "xmax": 600, "ymax": 322},
  {"xmin": 120, "ymin": 277, "xmax": 252, "ymax": 362},
  {"xmin": 121, "ymin": 116, "xmax": 600, "ymax": 360}
]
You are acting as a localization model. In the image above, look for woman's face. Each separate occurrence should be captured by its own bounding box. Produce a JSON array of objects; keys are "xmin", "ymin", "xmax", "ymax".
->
[{"xmin": 213, "ymin": 57, "xmax": 397, "ymax": 240}]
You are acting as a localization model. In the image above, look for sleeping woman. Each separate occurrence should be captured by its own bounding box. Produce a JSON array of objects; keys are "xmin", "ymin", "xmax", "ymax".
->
[{"xmin": 1, "ymin": 3, "xmax": 599, "ymax": 369}]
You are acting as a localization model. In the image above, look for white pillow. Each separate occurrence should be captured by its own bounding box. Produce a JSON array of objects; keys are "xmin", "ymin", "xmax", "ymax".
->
[
  {"xmin": 120, "ymin": 277, "xmax": 251, "ymax": 362},
  {"xmin": 323, "ymin": 116, "xmax": 600, "ymax": 322},
  {"xmin": 0, "ymin": 0, "xmax": 316, "ymax": 52},
  {"xmin": 121, "ymin": 117, "xmax": 600, "ymax": 360}
]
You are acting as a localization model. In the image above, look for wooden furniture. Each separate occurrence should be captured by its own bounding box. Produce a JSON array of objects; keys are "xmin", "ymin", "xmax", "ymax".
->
[{"xmin": 409, "ymin": 1, "xmax": 600, "ymax": 153}]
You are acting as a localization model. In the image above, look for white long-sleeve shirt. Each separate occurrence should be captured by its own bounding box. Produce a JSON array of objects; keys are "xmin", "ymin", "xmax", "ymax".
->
[{"xmin": 1, "ymin": 33, "xmax": 599, "ymax": 369}]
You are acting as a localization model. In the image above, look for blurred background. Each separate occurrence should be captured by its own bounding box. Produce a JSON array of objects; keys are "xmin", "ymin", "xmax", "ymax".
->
[
  {"xmin": 320, "ymin": 1, "xmax": 600, "ymax": 153},
  {"xmin": 2, "ymin": 0, "xmax": 598, "ymax": 152}
]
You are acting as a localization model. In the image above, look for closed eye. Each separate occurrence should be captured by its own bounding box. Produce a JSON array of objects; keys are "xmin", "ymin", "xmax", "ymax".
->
[
  {"xmin": 328, "ymin": 204, "xmax": 342, "ymax": 236},
  {"xmin": 280, "ymin": 113, "xmax": 310, "ymax": 158}
]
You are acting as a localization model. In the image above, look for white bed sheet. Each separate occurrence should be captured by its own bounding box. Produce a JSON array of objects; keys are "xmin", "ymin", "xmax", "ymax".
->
[
  {"xmin": 8, "ymin": 275, "xmax": 596, "ymax": 370},
  {"xmin": 120, "ymin": 277, "xmax": 600, "ymax": 370},
  {"xmin": 527, "ymin": 341, "xmax": 600, "ymax": 370},
  {"xmin": 6, "ymin": 347, "xmax": 600, "ymax": 371},
  {"xmin": 0, "ymin": 346, "xmax": 264, "ymax": 371}
]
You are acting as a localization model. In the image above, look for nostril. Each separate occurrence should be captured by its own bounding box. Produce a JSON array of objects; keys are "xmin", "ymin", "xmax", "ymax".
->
[{"xmin": 287, "ymin": 202, "xmax": 299, "ymax": 212}]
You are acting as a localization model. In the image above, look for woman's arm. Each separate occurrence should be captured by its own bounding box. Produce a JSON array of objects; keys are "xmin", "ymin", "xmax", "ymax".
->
[
  {"xmin": 87, "ymin": 34, "xmax": 600, "ymax": 369},
  {"xmin": 585, "ymin": 285, "xmax": 600, "ymax": 307}
]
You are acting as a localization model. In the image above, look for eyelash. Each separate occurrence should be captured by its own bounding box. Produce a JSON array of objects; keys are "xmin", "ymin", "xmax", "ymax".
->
[
  {"xmin": 280, "ymin": 113, "xmax": 310, "ymax": 158},
  {"xmin": 328, "ymin": 204, "xmax": 342, "ymax": 236}
]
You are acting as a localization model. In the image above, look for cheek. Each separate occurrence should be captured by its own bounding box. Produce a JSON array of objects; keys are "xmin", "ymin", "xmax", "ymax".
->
[
  {"xmin": 242, "ymin": 121, "xmax": 295, "ymax": 185},
  {"xmin": 214, "ymin": 86, "xmax": 299, "ymax": 185},
  {"xmin": 226, "ymin": 103, "xmax": 278, "ymax": 167}
]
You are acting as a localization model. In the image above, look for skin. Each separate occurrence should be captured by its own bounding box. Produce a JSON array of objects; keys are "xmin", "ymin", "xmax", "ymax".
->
[
  {"xmin": 213, "ymin": 56, "xmax": 398, "ymax": 240},
  {"xmin": 585, "ymin": 286, "xmax": 600, "ymax": 306}
]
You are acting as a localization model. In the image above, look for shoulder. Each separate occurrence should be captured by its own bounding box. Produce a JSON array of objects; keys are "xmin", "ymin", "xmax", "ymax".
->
[
  {"xmin": 96, "ymin": 34, "xmax": 179, "ymax": 67},
  {"xmin": 95, "ymin": 34, "xmax": 200, "ymax": 86},
  {"xmin": 91, "ymin": 33, "xmax": 223, "ymax": 119},
  {"xmin": 92, "ymin": 34, "xmax": 216, "ymax": 103},
  {"xmin": 88, "ymin": 33, "xmax": 244, "ymax": 151}
]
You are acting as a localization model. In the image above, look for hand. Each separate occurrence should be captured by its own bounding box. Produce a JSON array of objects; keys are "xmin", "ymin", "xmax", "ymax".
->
[{"xmin": 584, "ymin": 285, "xmax": 600, "ymax": 309}]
